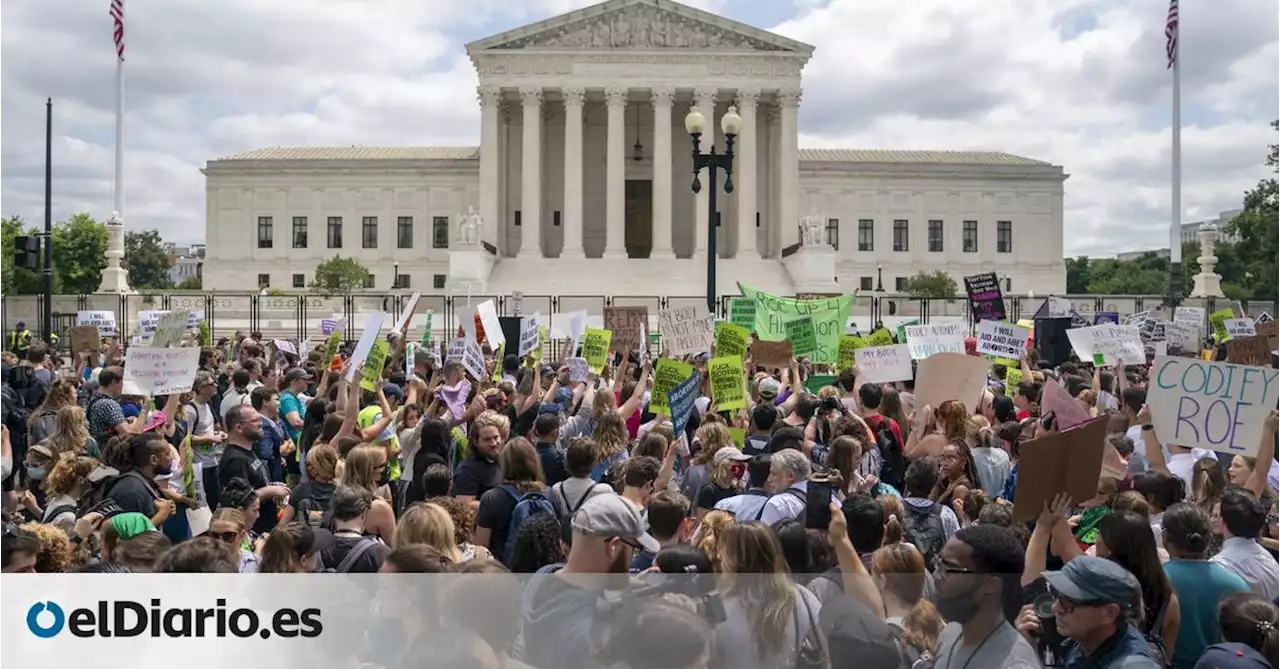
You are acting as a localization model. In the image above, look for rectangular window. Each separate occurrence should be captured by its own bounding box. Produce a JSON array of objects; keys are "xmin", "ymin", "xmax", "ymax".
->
[
  {"xmin": 1005, "ymin": 277, "xmax": 1012, "ymax": 292},
  {"xmin": 514, "ymin": 211, "xmax": 522, "ymax": 227},
  {"xmin": 432, "ymin": 216, "xmax": 449, "ymax": 249},
  {"xmin": 327, "ymin": 217, "xmax": 343, "ymax": 248},
  {"xmin": 257, "ymin": 216, "xmax": 273, "ymax": 249},
  {"xmin": 963, "ymin": 220, "xmax": 978, "ymax": 253},
  {"xmin": 257, "ymin": 273, "xmax": 270, "ymax": 288},
  {"xmin": 857, "ymin": 220, "xmax": 874, "ymax": 252},
  {"xmin": 826, "ymin": 219, "xmax": 839, "ymax": 250},
  {"xmin": 997, "ymin": 220, "xmax": 1012, "ymax": 253},
  {"xmin": 362, "ymin": 274, "xmax": 375, "ymax": 289},
  {"xmin": 292, "ymin": 216, "xmax": 308, "ymax": 248},
  {"xmin": 553, "ymin": 211, "xmax": 561, "ymax": 227},
  {"xmin": 714, "ymin": 212, "xmax": 722, "ymax": 228},
  {"xmin": 895, "ymin": 277, "xmax": 907, "ymax": 292},
  {"xmin": 362, "ymin": 216, "xmax": 378, "ymax": 249},
  {"xmin": 928, "ymin": 220, "xmax": 943, "ymax": 252},
  {"xmin": 292, "ymin": 273, "xmax": 305, "ymax": 288},
  {"xmin": 396, "ymin": 274, "xmax": 410, "ymax": 289},
  {"xmin": 433, "ymin": 274, "xmax": 446, "ymax": 289},
  {"xmin": 893, "ymin": 219, "xmax": 909, "ymax": 252},
  {"xmin": 859, "ymin": 277, "xmax": 873, "ymax": 291},
  {"xmin": 397, "ymin": 216, "xmax": 413, "ymax": 249}
]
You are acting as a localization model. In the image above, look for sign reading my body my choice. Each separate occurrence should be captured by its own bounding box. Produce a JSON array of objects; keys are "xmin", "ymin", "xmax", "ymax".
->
[{"xmin": 1148, "ymin": 356, "xmax": 1279, "ymax": 454}]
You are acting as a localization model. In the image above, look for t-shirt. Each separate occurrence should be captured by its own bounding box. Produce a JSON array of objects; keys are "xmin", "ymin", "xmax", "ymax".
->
[
  {"xmin": 358, "ymin": 405, "xmax": 401, "ymax": 481},
  {"xmin": 1164, "ymin": 560, "xmax": 1250, "ymax": 669},
  {"xmin": 476, "ymin": 485, "xmax": 521, "ymax": 556},
  {"xmin": 184, "ymin": 401, "xmax": 221, "ymax": 467},
  {"xmin": 549, "ymin": 477, "xmax": 612, "ymax": 518},
  {"xmin": 278, "ymin": 391, "xmax": 305, "ymax": 443},
  {"xmin": 934, "ymin": 621, "xmax": 1041, "ymax": 669},
  {"xmin": 453, "ymin": 452, "xmax": 500, "ymax": 500},
  {"xmin": 695, "ymin": 483, "xmax": 737, "ymax": 511},
  {"xmin": 535, "ymin": 442, "xmax": 568, "ymax": 486},
  {"xmin": 106, "ymin": 471, "xmax": 163, "ymax": 518},
  {"xmin": 319, "ymin": 533, "xmax": 389, "ymax": 573},
  {"xmin": 219, "ymin": 389, "xmax": 251, "ymax": 420},
  {"xmin": 86, "ymin": 393, "xmax": 126, "ymax": 447},
  {"xmin": 218, "ymin": 444, "xmax": 277, "ymax": 534}
]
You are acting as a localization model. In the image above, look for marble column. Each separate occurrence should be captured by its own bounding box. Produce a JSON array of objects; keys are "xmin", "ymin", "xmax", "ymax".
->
[
  {"xmin": 735, "ymin": 88, "xmax": 759, "ymax": 258},
  {"xmin": 693, "ymin": 88, "xmax": 717, "ymax": 257},
  {"xmin": 561, "ymin": 88, "xmax": 585, "ymax": 259},
  {"xmin": 650, "ymin": 87, "xmax": 675, "ymax": 259},
  {"xmin": 519, "ymin": 87, "xmax": 543, "ymax": 258},
  {"xmin": 604, "ymin": 87, "xmax": 628, "ymax": 259},
  {"xmin": 778, "ymin": 88, "xmax": 802, "ymax": 250},
  {"xmin": 478, "ymin": 86, "xmax": 501, "ymax": 249}
]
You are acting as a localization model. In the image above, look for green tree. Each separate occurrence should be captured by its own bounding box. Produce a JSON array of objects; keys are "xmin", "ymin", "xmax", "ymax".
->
[
  {"xmin": 177, "ymin": 276, "xmax": 203, "ymax": 290},
  {"xmin": 310, "ymin": 256, "xmax": 371, "ymax": 292},
  {"xmin": 1, "ymin": 216, "xmax": 42, "ymax": 294},
  {"xmin": 124, "ymin": 229, "xmax": 173, "ymax": 290},
  {"xmin": 902, "ymin": 270, "xmax": 959, "ymax": 298},
  {"xmin": 1065, "ymin": 256, "xmax": 1091, "ymax": 294},
  {"xmin": 52, "ymin": 213, "xmax": 108, "ymax": 294},
  {"xmin": 1223, "ymin": 119, "xmax": 1279, "ymax": 301}
]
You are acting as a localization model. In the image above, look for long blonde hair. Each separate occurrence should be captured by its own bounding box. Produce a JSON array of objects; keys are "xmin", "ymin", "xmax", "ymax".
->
[
  {"xmin": 341, "ymin": 445, "xmax": 386, "ymax": 494},
  {"xmin": 592, "ymin": 412, "xmax": 629, "ymax": 458},
  {"xmin": 692, "ymin": 422, "xmax": 734, "ymax": 466},
  {"xmin": 395, "ymin": 503, "xmax": 462, "ymax": 562},
  {"xmin": 47, "ymin": 406, "xmax": 91, "ymax": 457},
  {"xmin": 696, "ymin": 510, "xmax": 735, "ymax": 572},
  {"xmin": 30, "ymin": 379, "xmax": 77, "ymax": 425},
  {"xmin": 719, "ymin": 522, "xmax": 799, "ymax": 659}
]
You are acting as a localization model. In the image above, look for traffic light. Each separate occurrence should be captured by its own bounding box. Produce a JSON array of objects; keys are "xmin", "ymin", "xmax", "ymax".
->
[{"xmin": 13, "ymin": 235, "xmax": 40, "ymax": 270}]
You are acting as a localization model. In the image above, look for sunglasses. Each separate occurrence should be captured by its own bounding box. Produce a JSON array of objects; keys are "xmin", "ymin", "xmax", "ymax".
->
[{"xmin": 208, "ymin": 531, "xmax": 239, "ymax": 544}]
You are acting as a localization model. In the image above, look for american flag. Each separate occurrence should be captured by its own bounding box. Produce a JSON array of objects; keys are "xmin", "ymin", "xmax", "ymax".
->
[
  {"xmin": 110, "ymin": 0, "xmax": 125, "ymax": 60},
  {"xmin": 1165, "ymin": 0, "xmax": 1178, "ymax": 69}
]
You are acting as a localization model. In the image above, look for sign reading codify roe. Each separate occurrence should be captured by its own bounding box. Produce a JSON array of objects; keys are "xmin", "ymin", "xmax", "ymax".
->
[{"xmin": 1148, "ymin": 356, "xmax": 1279, "ymax": 455}]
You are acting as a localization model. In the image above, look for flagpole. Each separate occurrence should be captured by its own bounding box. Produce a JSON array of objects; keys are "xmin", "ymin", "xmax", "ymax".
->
[
  {"xmin": 1164, "ymin": 3, "xmax": 1183, "ymax": 308},
  {"xmin": 99, "ymin": 0, "xmax": 131, "ymax": 293},
  {"xmin": 114, "ymin": 53, "xmax": 124, "ymax": 217}
]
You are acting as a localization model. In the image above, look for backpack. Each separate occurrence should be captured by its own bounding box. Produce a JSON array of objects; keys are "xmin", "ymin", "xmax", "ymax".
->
[
  {"xmin": 902, "ymin": 502, "xmax": 946, "ymax": 570},
  {"xmin": 888, "ymin": 621, "xmax": 935, "ymax": 669},
  {"xmin": 323, "ymin": 537, "xmax": 379, "ymax": 573},
  {"xmin": 295, "ymin": 483, "xmax": 336, "ymax": 530},
  {"xmin": 7, "ymin": 366, "xmax": 45, "ymax": 412},
  {"xmin": 753, "ymin": 488, "xmax": 807, "ymax": 521},
  {"xmin": 498, "ymin": 484, "xmax": 556, "ymax": 565},
  {"xmin": 185, "ymin": 401, "xmax": 222, "ymax": 436},
  {"xmin": 872, "ymin": 418, "xmax": 907, "ymax": 492}
]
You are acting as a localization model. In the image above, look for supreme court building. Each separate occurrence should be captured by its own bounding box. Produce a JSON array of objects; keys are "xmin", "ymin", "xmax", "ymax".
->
[{"xmin": 202, "ymin": 0, "xmax": 1068, "ymax": 298}]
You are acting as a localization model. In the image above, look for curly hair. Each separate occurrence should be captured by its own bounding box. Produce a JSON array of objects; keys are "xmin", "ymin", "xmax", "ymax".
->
[
  {"xmin": 508, "ymin": 514, "xmax": 565, "ymax": 573},
  {"xmin": 428, "ymin": 497, "xmax": 476, "ymax": 547},
  {"xmin": 19, "ymin": 523, "xmax": 76, "ymax": 573},
  {"xmin": 44, "ymin": 455, "xmax": 99, "ymax": 498},
  {"xmin": 695, "ymin": 510, "xmax": 736, "ymax": 573}
]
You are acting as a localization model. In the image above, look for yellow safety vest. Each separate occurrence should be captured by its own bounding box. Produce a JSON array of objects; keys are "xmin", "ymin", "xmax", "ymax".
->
[{"xmin": 9, "ymin": 329, "xmax": 31, "ymax": 350}]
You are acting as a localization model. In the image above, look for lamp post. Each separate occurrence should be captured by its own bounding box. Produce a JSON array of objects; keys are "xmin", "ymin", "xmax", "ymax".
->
[
  {"xmin": 685, "ymin": 104, "xmax": 741, "ymax": 314},
  {"xmin": 393, "ymin": 261, "xmax": 400, "ymax": 291},
  {"xmin": 873, "ymin": 264, "xmax": 885, "ymax": 327}
]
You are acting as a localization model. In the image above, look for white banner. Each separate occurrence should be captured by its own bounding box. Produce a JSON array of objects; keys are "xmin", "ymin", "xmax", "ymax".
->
[
  {"xmin": 1066, "ymin": 324, "xmax": 1144, "ymax": 366},
  {"xmin": 854, "ymin": 344, "xmax": 913, "ymax": 383},
  {"xmin": 976, "ymin": 320, "xmax": 1029, "ymax": 360},
  {"xmin": 76, "ymin": 310, "xmax": 117, "ymax": 337},
  {"xmin": 476, "ymin": 300, "xmax": 504, "ymax": 347},
  {"xmin": 124, "ymin": 346, "xmax": 201, "ymax": 395},
  {"xmin": 904, "ymin": 323, "xmax": 966, "ymax": 360}
]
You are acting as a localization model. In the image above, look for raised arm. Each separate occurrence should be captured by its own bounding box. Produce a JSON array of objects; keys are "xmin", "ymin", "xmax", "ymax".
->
[
  {"xmin": 1137, "ymin": 404, "xmax": 1171, "ymax": 476},
  {"xmin": 1244, "ymin": 409, "xmax": 1278, "ymax": 498},
  {"xmin": 1023, "ymin": 493, "xmax": 1072, "ymax": 587},
  {"xmin": 618, "ymin": 359, "xmax": 651, "ymax": 421}
]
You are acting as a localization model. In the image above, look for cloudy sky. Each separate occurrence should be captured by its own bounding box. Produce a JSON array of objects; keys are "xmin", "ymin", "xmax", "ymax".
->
[{"xmin": 2, "ymin": 0, "xmax": 1275, "ymax": 257}]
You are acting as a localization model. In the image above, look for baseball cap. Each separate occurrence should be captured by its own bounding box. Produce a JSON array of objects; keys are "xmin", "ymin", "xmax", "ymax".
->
[
  {"xmin": 757, "ymin": 377, "xmax": 781, "ymax": 399},
  {"xmin": 571, "ymin": 493, "xmax": 661, "ymax": 553},
  {"xmin": 382, "ymin": 384, "xmax": 404, "ymax": 402},
  {"xmin": 1043, "ymin": 555, "xmax": 1139, "ymax": 606},
  {"xmin": 284, "ymin": 368, "xmax": 312, "ymax": 383},
  {"xmin": 295, "ymin": 526, "xmax": 336, "ymax": 556},
  {"xmin": 712, "ymin": 446, "xmax": 751, "ymax": 464},
  {"xmin": 1194, "ymin": 643, "xmax": 1273, "ymax": 669}
]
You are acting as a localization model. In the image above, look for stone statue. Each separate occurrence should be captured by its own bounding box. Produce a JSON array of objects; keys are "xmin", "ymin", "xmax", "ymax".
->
[
  {"xmin": 592, "ymin": 20, "xmax": 610, "ymax": 47},
  {"xmin": 801, "ymin": 212, "xmax": 826, "ymax": 247},
  {"xmin": 458, "ymin": 207, "xmax": 481, "ymax": 246},
  {"xmin": 632, "ymin": 10, "xmax": 650, "ymax": 47}
]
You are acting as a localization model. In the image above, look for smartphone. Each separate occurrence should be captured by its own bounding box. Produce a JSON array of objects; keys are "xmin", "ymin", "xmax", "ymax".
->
[
  {"xmin": 1040, "ymin": 411, "xmax": 1057, "ymax": 431},
  {"xmin": 805, "ymin": 476, "xmax": 834, "ymax": 530}
]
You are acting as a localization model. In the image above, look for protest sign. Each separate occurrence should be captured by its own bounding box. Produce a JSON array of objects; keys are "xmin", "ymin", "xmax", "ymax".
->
[
  {"xmin": 837, "ymin": 335, "xmax": 864, "ymax": 370},
  {"xmin": 1040, "ymin": 378, "xmax": 1092, "ymax": 431},
  {"xmin": 650, "ymin": 359, "xmax": 695, "ymax": 414},
  {"xmin": 714, "ymin": 321, "xmax": 750, "ymax": 359},
  {"xmin": 904, "ymin": 323, "xmax": 965, "ymax": 360},
  {"xmin": 976, "ymin": 320, "xmax": 1030, "ymax": 360},
  {"xmin": 1154, "ymin": 341, "xmax": 1168, "ymax": 357},
  {"xmin": 492, "ymin": 343, "xmax": 505, "ymax": 382},
  {"xmin": 1065, "ymin": 324, "xmax": 1144, "ymax": 367},
  {"xmin": 530, "ymin": 326, "xmax": 548, "ymax": 366},
  {"xmin": 1148, "ymin": 356, "xmax": 1279, "ymax": 454},
  {"xmin": 186, "ymin": 311, "xmax": 204, "ymax": 329},
  {"xmin": 1258, "ymin": 321, "xmax": 1279, "ymax": 351},
  {"xmin": 1174, "ymin": 307, "xmax": 1204, "ymax": 326},
  {"xmin": 1043, "ymin": 296, "xmax": 1073, "ymax": 318},
  {"xmin": 420, "ymin": 310, "xmax": 434, "ymax": 347},
  {"xmin": 916, "ymin": 352, "xmax": 989, "ymax": 414},
  {"xmin": 476, "ymin": 300, "xmax": 504, "ymax": 348},
  {"xmin": 805, "ymin": 375, "xmax": 837, "ymax": 395},
  {"xmin": 1139, "ymin": 319, "xmax": 1167, "ymax": 343},
  {"xmin": 1124, "ymin": 311, "xmax": 1149, "ymax": 326},
  {"xmin": 963, "ymin": 272, "xmax": 1006, "ymax": 322},
  {"xmin": 125, "ymin": 346, "xmax": 201, "ymax": 396},
  {"xmin": 1209, "ymin": 307, "xmax": 1234, "ymax": 342},
  {"xmin": 727, "ymin": 427, "xmax": 745, "ymax": 447},
  {"xmin": 152, "ymin": 310, "xmax": 191, "ymax": 348},
  {"xmin": 446, "ymin": 339, "xmax": 465, "ymax": 364},
  {"xmin": 896, "ymin": 319, "xmax": 919, "ymax": 344},
  {"xmin": 459, "ymin": 339, "xmax": 486, "ymax": 380},
  {"xmin": 1164, "ymin": 321, "xmax": 1200, "ymax": 354},
  {"xmin": 669, "ymin": 371, "xmax": 701, "ymax": 437},
  {"xmin": 565, "ymin": 357, "xmax": 590, "ymax": 384},
  {"xmin": 345, "ymin": 311, "xmax": 387, "ymax": 380},
  {"xmin": 750, "ymin": 340, "xmax": 793, "ymax": 369},
  {"xmin": 728, "ymin": 297, "xmax": 757, "ymax": 333},
  {"xmin": 77, "ymin": 311, "xmax": 117, "ymax": 337},
  {"xmin": 1004, "ymin": 366, "xmax": 1023, "ymax": 391},
  {"xmin": 854, "ymin": 344, "xmax": 913, "ymax": 384},
  {"xmin": 657, "ymin": 305, "xmax": 714, "ymax": 356},
  {"xmin": 784, "ymin": 317, "xmax": 818, "ymax": 356},
  {"xmin": 324, "ymin": 331, "xmax": 342, "ymax": 362},
  {"xmin": 1093, "ymin": 312, "xmax": 1119, "ymax": 325},
  {"xmin": 518, "ymin": 315, "xmax": 541, "ymax": 358},
  {"xmin": 1256, "ymin": 312, "xmax": 1274, "ymax": 324},
  {"xmin": 320, "ymin": 319, "xmax": 338, "ymax": 336},
  {"xmin": 865, "ymin": 328, "xmax": 894, "ymax": 348},
  {"xmin": 708, "ymin": 355, "xmax": 746, "ymax": 411},
  {"xmin": 1224, "ymin": 318, "xmax": 1256, "ymax": 340},
  {"xmin": 393, "ymin": 292, "xmax": 422, "ymax": 333},
  {"xmin": 359, "ymin": 340, "xmax": 390, "ymax": 391},
  {"xmin": 581, "ymin": 328, "xmax": 613, "ymax": 373},
  {"xmin": 511, "ymin": 291, "xmax": 523, "ymax": 316},
  {"xmin": 137, "ymin": 310, "xmax": 166, "ymax": 337},
  {"xmin": 274, "ymin": 339, "xmax": 299, "ymax": 357},
  {"xmin": 737, "ymin": 284, "xmax": 854, "ymax": 364},
  {"xmin": 71, "ymin": 326, "xmax": 101, "ymax": 353},
  {"xmin": 603, "ymin": 306, "xmax": 648, "ymax": 354},
  {"xmin": 405, "ymin": 343, "xmax": 415, "ymax": 378},
  {"xmin": 562, "ymin": 309, "xmax": 588, "ymax": 354},
  {"xmin": 1012, "ymin": 418, "xmax": 1107, "ymax": 522}
]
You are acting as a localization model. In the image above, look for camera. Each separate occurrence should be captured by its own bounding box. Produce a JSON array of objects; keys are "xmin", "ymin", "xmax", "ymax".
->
[
  {"xmin": 820, "ymin": 396, "xmax": 840, "ymax": 413},
  {"xmin": 1032, "ymin": 593, "xmax": 1067, "ymax": 668},
  {"xmin": 625, "ymin": 568, "xmax": 726, "ymax": 625}
]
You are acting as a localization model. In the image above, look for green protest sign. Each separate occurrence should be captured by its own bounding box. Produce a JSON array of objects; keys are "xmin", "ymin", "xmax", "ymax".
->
[
  {"xmin": 714, "ymin": 321, "xmax": 750, "ymax": 359},
  {"xmin": 420, "ymin": 310, "xmax": 433, "ymax": 347},
  {"xmin": 650, "ymin": 358, "xmax": 695, "ymax": 415},
  {"xmin": 359, "ymin": 340, "xmax": 390, "ymax": 391},
  {"xmin": 1209, "ymin": 307, "xmax": 1234, "ymax": 343},
  {"xmin": 581, "ymin": 328, "xmax": 613, "ymax": 373},
  {"xmin": 325, "ymin": 331, "xmax": 342, "ymax": 362},
  {"xmin": 729, "ymin": 297, "xmax": 757, "ymax": 333},
  {"xmin": 784, "ymin": 316, "xmax": 818, "ymax": 356},
  {"xmin": 738, "ymin": 284, "xmax": 854, "ymax": 364},
  {"xmin": 708, "ymin": 355, "xmax": 746, "ymax": 412},
  {"xmin": 837, "ymin": 335, "xmax": 865, "ymax": 370},
  {"xmin": 865, "ymin": 328, "xmax": 894, "ymax": 347},
  {"xmin": 805, "ymin": 374, "xmax": 837, "ymax": 395}
]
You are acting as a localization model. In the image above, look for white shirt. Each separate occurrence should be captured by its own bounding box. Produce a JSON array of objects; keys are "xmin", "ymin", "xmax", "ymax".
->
[
  {"xmin": 1166, "ymin": 451, "xmax": 1215, "ymax": 490},
  {"xmin": 219, "ymin": 389, "xmax": 251, "ymax": 420},
  {"xmin": 757, "ymin": 482, "xmax": 810, "ymax": 526},
  {"xmin": 1212, "ymin": 536, "xmax": 1280, "ymax": 599}
]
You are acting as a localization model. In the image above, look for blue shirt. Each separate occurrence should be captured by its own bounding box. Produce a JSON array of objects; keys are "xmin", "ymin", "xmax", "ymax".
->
[
  {"xmin": 279, "ymin": 392, "xmax": 305, "ymax": 443},
  {"xmin": 1164, "ymin": 560, "xmax": 1250, "ymax": 669},
  {"xmin": 257, "ymin": 416, "xmax": 287, "ymax": 463}
]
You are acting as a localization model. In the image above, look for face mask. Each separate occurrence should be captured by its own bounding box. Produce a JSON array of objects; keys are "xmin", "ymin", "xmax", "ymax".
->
[
  {"xmin": 934, "ymin": 582, "xmax": 984, "ymax": 624},
  {"xmin": 26, "ymin": 465, "xmax": 46, "ymax": 481}
]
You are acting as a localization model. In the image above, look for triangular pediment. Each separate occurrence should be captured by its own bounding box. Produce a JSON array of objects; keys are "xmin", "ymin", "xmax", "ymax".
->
[{"xmin": 466, "ymin": 0, "xmax": 813, "ymax": 54}]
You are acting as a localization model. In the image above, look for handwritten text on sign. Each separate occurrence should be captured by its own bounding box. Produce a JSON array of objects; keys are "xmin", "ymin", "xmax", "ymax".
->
[
  {"xmin": 125, "ymin": 346, "xmax": 202, "ymax": 395},
  {"xmin": 657, "ymin": 305, "xmax": 713, "ymax": 356},
  {"xmin": 905, "ymin": 323, "xmax": 966, "ymax": 360},
  {"xmin": 1065, "ymin": 324, "xmax": 1144, "ymax": 367},
  {"xmin": 738, "ymin": 285, "xmax": 853, "ymax": 365},
  {"xmin": 976, "ymin": 320, "xmax": 1029, "ymax": 360},
  {"xmin": 1148, "ymin": 356, "xmax": 1279, "ymax": 454},
  {"xmin": 603, "ymin": 307, "xmax": 648, "ymax": 354},
  {"xmin": 854, "ymin": 344, "xmax": 913, "ymax": 384}
]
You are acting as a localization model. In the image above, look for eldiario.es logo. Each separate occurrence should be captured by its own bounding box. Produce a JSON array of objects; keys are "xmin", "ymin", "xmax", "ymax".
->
[{"xmin": 26, "ymin": 599, "xmax": 322, "ymax": 639}]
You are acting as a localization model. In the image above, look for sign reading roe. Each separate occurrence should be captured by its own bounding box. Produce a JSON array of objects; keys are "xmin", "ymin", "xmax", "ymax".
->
[{"xmin": 1148, "ymin": 356, "xmax": 1278, "ymax": 454}]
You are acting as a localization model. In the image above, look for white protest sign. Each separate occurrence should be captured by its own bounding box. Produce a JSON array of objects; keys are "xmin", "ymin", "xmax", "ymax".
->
[
  {"xmin": 904, "ymin": 323, "xmax": 966, "ymax": 360},
  {"xmin": 124, "ymin": 346, "xmax": 201, "ymax": 395},
  {"xmin": 77, "ymin": 311, "xmax": 117, "ymax": 337},
  {"xmin": 446, "ymin": 339, "xmax": 466, "ymax": 364},
  {"xmin": 457, "ymin": 303, "xmax": 477, "ymax": 342},
  {"xmin": 1256, "ymin": 311, "xmax": 1274, "ymax": 324},
  {"xmin": 1045, "ymin": 296, "xmax": 1073, "ymax": 318},
  {"xmin": 1148, "ymin": 356, "xmax": 1279, "ymax": 454},
  {"xmin": 152, "ymin": 310, "xmax": 191, "ymax": 348},
  {"xmin": 1066, "ymin": 324, "xmax": 1144, "ymax": 366},
  {"xmin": 137, "ymin": 310, "xmax": 167, "ymax": 336},
  {"xmin": 273, "ymin": 339, "xmax": 299, "ymax": 356},
  {"xmin": 976, "ymin": 320, "xmax": 1030, "ymax": 360},
  {"xmin": 405, "ymin": 343, "xmax": 415, "ymax": 378},
  {"xmin": 393, "ymin": 292, "xmax": 422, "ymax": 334},
  {"xmin": 657, "ymin": 304, "xmax": 714, "ymax": 356},
  {"xmin": 854, "ymin": 344, "xmax": 913, "ymax": 383},
  {"xmin": 476, "ymin": 300, "xmax": 504, "ymax": 347},
  {"xmin": 1165, "ymin": 321, "xmax": 1201, "ymax": 352},
  {"xmin": 1224, "ymin": 318, "xmax": 1256, "ymax": 340},
  {"xmin": 1174, "ymin": 307, "xmax": 1204, "ymax": 325},
  {"xmin": 1124, "ymin": 311, "xmax": 1149, "ymax": 326},
  {"xmin": 511, "ymin": 291, "xmax": 524, "ymax": 316},
  {"xmin": 566, "ymin": 357, "xmax": 590, "ymax": 383},
  {"xmin": 186, "ymin": 311, "xmax": 204, "ymax": 329},
  {"xmin": 518, "ymin": 314, "xmax": 541, "ymax": 358},
  {"xmin": 345, "ymin": 311, "xmax": 387, "ymax": 381},
  {"xmin": 461, "ymin": 339, "xmax": 486, "ymax": 380}
]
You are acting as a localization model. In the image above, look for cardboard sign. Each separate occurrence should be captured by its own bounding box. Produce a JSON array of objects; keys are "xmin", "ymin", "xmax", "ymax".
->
[
  {"xmin": 1257, "ymin": 321, "xmax": 1279, "ymax": 351},
  {"xmin": 1224, "ymin": 318, "xmax": 1257, "ymax": 340},
  {"xmin": 751, "ymin": 340, "xmax": 793, "ymax": 369},
  {"xmin": 837, "ymin": 335, "xmax": 864, "ymax": 370},
  {"xmin": 657, "ymin": 305, "xmax": 714, "ymax": 356},
  {"xmin": 77, "ymin": 310, "xmax": 117, "ymax": 338},
  {"xmin": 784, "ymin": 316, "xmax": 818, "ymax": 356},
  {"xmin": 1065, "ymin": 324, "xmax": 1144, "ymax": 367},
  {"xmin": 650, "ymin": 358, "xmax": 695, "ymax": 414},
  {"xmin": 345, "ymin": 311, "xmax": 387, "ymax": 381},
  {"xmin": 1012, "ymin": 418, "xmax": 1108, "ymax": 522},
  {"xmin": 124, "ymin": 346, "xmax": 202, "ymax": 396},
  {"xmin": 963, "ymin": 272, "xmax": 1006, "ymax": 322},
  {"xmin": 916, "ymin": 352, "xmax": 989, "ymax": 414},
  {"xmin": 708, "ymin": 355, "xmax": 746, "ymax": 411},
  {"xmin": 904, "ymin": 323, "xmax": 965, "ymax": 360},
  {"xmin": 604, "ymin": 306, "xmax": 648, "ymax": 354},
  {"xmin": 565, "ymin": 357, "xmax": 590, "ymax": 384},
  {"xmin": 518, "ymin": 315, "xmax": 541, "ymax": 358},
  {"xmin": 70, "ymin": 326, "xmax": 101, "ymax": 353},
  {"xmin": 1148, "ymin": 356, "xmax": 1279, "ymax": 454},
  {"xmin": 152, "ymin": 310, "xmax": 191, "ymax": 348},
  {"xmin": 854, "ymin": 344, "xmax": 913, "ymax": 383},
  {"xmin": 714, "ymin": 321, "xmax": 750, "ymax": 359},
  {"xmin": 359, "ymin": 340, "xmax": 390, "ymax": 391},
  {"xmin": 976, "ymin": 320, "xmax": 1030, "ymax": 360},
  {"xmin": 1040, "ymin": 378, "xmax": 1092, "ymax": 431},
  {"xmin": 476, "ymin": 300, "xmax": 504, "ymax": 348},
  {"xmin": 581, "ymin": 328, "xmax": 613, "ymax": 373},
  {"xmin": 669, "ymin": 371, "xmax": 701, "ymax": 438},
  {"xmin": 393, "ymin": 292, "xmax": 422, "ymax": 334},
  {"xmin": 728, "ymin": 297, "xmax": 757, "ymax": 333},
  {"xmin": 1174, "ymin": 307, "xmax": 1204, "ymax": 326},
  {"xmin": 737, "ymin": 284, "xmax": 854, "ymax": 364}
]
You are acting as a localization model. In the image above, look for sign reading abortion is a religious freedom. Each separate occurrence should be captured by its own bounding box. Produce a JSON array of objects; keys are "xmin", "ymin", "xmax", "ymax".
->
[{"xmin": 1148, "ymin": 356, "xmax": 1278, "ymax": 455}]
